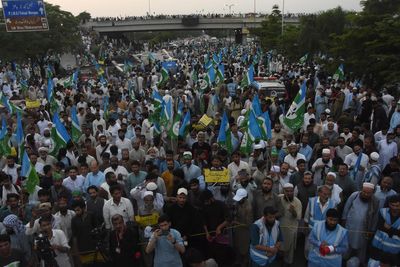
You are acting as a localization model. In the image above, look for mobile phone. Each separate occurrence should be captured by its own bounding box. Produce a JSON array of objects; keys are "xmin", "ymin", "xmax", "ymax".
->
[{"xmin": 161, "ymin": 230, "xmax": 170, "ymax": 236}]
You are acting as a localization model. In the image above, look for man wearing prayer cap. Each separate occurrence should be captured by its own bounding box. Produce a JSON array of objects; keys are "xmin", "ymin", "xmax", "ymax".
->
[
  {"xmin": 308, "ymin": 208, "xmax": 348, "ymax": 267},
  {"xmin": 284, "ymin": 142, "xmax": 306, "ymax": 173},
  {"xmin": 363, "ymin": 152, "xmax": 381, "ymax": 185},
  {"xmin": 279, "ymin": 182, "xmax": 302, "ymax": 266},
  {"xmin": 341, "ymin": 181, "xmax": 379, "ymax": 265},
  {"xmin": 311, "ymin": 148, "xmax": 333, "ymax": 186}
]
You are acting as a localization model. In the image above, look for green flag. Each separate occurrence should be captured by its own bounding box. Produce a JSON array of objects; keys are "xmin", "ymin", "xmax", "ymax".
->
[
  {"xmin": 333, "ymin": 64, "xmax": 345, "ymax": 81},
  {"xmin": 21, "ymin": 151, "xmax": 39, "ymax": 194},
  {"xmin": 283, "ymin": 81, "xmax": 306, "ymax": 132},
  {"xmin": 299, "ymin": 53, "xmax": 308, "ymax": 64},
  {"xmin": 157, "ymin": 67, "xmax": 169, "ymax": 88}
]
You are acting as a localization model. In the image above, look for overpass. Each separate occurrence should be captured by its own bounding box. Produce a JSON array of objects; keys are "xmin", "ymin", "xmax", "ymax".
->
[{"xmin": 83, "ymin": 16, "xmax": 300, "ymax": 34}]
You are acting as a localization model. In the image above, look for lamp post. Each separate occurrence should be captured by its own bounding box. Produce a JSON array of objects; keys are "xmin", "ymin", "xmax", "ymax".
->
[
  {"xmin": 225, "ymin": 4, "xmax": 235, "ymax": 15},
  {"xmin": 148, "ymin": 0, "xmax": 151, "ymax": 16},
  {"xmin": 281, "ymin": 0, "xmax": 285, "ymax": 35}
]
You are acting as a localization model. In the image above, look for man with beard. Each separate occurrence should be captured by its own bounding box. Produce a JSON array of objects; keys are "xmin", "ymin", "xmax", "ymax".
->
[
  {"xmin": 342, "ymin": 182, "xmax": 379, "ymax": 265},
  {"xmin": 344, "ymin": 144, "xmax": 369, "ymax": 190},
  {"xmin": 232, "ymin": 188, "xmax": 253, "ymax": 267},
  {"xmin": 249, "ymin": 206, "xmax": 282, "ymax": 267},
  {"xmin": 253, "ymin": 177, "xmax": 283, "ymax": 220},
  {"xmin": 279, "ymin": 183, "xmax": 302, "ymax": 267},
  {"xmin": 378, "ymin": 132, "xmax": 398, "ymax": 169},
  {"xmin": 374, "ymin": 176, "xmax": 397, "ymax": 209},
  {"xmin": 335, "ymin": 136, "xmax": 353, "ymax": 162},
  {"xmin": 54, "ymin": 195, "xmax": 75, "ymax": 242},
  {"xmin": 115, "ymin": 128, "xmax": 132, "ymax": 151},
  {"xmin": 86, "ymin": 185, "xmax": 105, "ymax": 224},
  {"xmin": 181, "ymin": 151, "xmax": 202, "ymax": 184},
  {"xmin": 228, "ymin": 151, "xmax": 251, "ymax": 182},
  {"xmin": 335, "ymin": 163, "xmax": 356, "ymax": 213},
  {"xmin": 161, "ymin": 159, "xmax": 175, "ymax": 198},
  {"xmin": 370, "ymin": 194, "xmax": 400, "ymax": 267},
  {"xmin": 166, "ymin": 188, "xmax": 195, "ymax": 244},
  {"xmin": 95, "ymin": 134, "xmax": 111, "ymax": 165},
  {"xmin": 271, "ymin": 122, "xmax": 286, "ymax": 146},
  {"xmin": 70, "ymin": 199, "xmax": 99, "ymax": 266},
  {"xmin": 0, "ymin": 173, "xmax": 20, "ymax": 207},
  {"xmin": 289, "ymin": 159, "xmax": 307, "ymax": 187},
  {"xmin": 312, "ymin": 148, "xmax": 333, "ymax": 186},
  {"xmin": 308, "ymin": 208, "xmax": 348, "ymax": 267},
  {"xmin": 232, "ymin": 169, "xmax": 257, "ymax": 204},
  {"xmin": 38, "ymin": 146, "xmax": 57, "ymax": 166},
  {"xmin": 284, "ymin": 142, "xmax": 306, "ymax": 173},
  {"xmin": 2, "ymin": 156, "xmax": 20, "ymax": 184},
  {"xmin": 294, "ymin": 171, "xmax": 317, "ymax": 218}
]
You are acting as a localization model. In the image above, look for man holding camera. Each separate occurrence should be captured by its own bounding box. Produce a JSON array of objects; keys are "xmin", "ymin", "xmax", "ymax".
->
[
  {"xmin": 145, "ymin": 214, "xmax": 185, "ymax": 267},
  {"xmin": 37, "ymin": 215, "xmax": 71, "ymax": 267}
]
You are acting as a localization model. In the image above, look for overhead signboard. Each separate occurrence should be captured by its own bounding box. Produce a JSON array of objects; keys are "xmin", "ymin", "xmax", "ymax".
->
[{"xmin": 2, "ymin": 0, "xmax": 49, "ymax": 32}]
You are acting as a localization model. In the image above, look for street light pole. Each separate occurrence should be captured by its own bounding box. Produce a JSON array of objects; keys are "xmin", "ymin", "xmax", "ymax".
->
[
  {"xmin": 225, "ymin": 4, "xmax": 235, "ymax": 15},
  {"xmin": 254, "ymin": 0, "xmax": 256, "ymax": 14},
  {"xmin": 148, "ymin": 0, "xmax": 151, "ymax": 16},
  {"xmin": 281, "ymin": 0, "xmax": 284, "ymax": 35}
]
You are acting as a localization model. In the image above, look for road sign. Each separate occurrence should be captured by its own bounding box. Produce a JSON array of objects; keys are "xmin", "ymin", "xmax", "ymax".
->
[{"xmin": 2, "ymin": 0, "xmax": 49, "ymax": 32}]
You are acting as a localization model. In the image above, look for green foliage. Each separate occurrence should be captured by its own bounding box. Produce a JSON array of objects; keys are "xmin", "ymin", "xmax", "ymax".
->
[
  {"xmin": 0, "ymin": 3, "xmax": 80, "ymax": 60},
  {"xmin": 77, "ymin": 11, "xmax": 91, "ymax": 23},
  {"xmin": 253, "ymin": 1, "xmax": 400, "ymax": 86}
]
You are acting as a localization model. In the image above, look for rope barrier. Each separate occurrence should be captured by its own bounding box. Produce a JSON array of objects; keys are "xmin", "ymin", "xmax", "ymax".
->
[{"xmin": 71, "ymin": 222, "xmax": 375, "ymax": 255}]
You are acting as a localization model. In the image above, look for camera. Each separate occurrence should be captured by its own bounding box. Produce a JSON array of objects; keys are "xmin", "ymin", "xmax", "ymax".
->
[{"xmin": 35, "ymin": 234, "xmax": 57, "ymax": 266}]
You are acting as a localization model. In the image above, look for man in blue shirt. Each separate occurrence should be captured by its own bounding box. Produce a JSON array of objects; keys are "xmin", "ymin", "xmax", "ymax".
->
[
  {"xmin": 145, "ymin": 214, "xmax": 185, "ymax": 267},
  {"xmin": 83, "ymin": 161, "xmax": 105, "ymax": 192}
]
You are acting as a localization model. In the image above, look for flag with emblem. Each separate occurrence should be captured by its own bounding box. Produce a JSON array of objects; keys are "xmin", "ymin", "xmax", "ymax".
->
[
  {"xmin": 215, "ymin": 64, "xmax": 224, "ymax": 85},
  {"xmin": 168, "ymin": 100, "xmax": 183, "ymax": 139},
  {"xmin": 51, "ymin": 113, "xmax": 71, "ymax": 156},
  {"xmin": 21, "ymin": 151, "xmax": 39, "ymax": 194},
  {"xmin": 179, "ymin": 111, "xmax": 191, "ymax": 137},
  {"xmin": 299, "ymin": 53, "xmax": 308, "ymax": 64},
  {"xmin": 217, "ymin": 111, "xmax": 232, "ymax": 153},
  {"xmin": 240, "ymin": 111, "xmax": 262, "ymax": 155},
  {"xmin": 71, "ymin": 106, "xmax": 81, "ymax": 143},
  {"xmin": 205, "ymin": 67, "xmax": 215, "ymax": 87},
  {"xmin": 157, "ymin": 67, "xmax": 169, "ymax": 87},
  {"xmin": 333, "ymin": 64, "xmax": 345, "ymax": 81},
  {"xmin": 241, "ymin": 65, "xmax": 254, "ymax": 88},
  {"xmin": 160, "ymin": 99, "xmax": 173, "ymax": 126},
  {"xmin": 0, "ymin": 117, "xmax": 11, "ymax": 156},
  {"xmin": 283, "ymin": 80, "xmax": 306, "ymax": 132},
  {"xmin": 1, "ymin": 94, "xmax": 23, "ymax": 115},
  {"xmin": 16, "ymin": 112, "xmax": 24, "ymax": 163}
]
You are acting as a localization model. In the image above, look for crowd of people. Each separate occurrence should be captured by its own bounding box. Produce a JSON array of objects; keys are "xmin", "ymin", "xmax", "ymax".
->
[
  {"xmin": 88, "ymin": 12, "xmax": 303, "ymax": 23},
  {"xmin": 0, "ymin": 32, "xmax": 399, "ymax": 267}
]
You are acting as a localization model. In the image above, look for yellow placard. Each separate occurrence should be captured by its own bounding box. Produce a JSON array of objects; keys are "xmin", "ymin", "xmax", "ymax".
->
[
  {"xmin": 25, "ymin": 99, "xmax": 41, "ymax": 109},
  {"xmin": 204, "ymin": 168, "xmax": 229, "ymax": 183},
  {"xmin": 199, "ymin": 114, "xmax": 213, "ymax": 127},
  {"xmin": 135, "ymin": 213, "xmax": 159, "ymax": 227}
]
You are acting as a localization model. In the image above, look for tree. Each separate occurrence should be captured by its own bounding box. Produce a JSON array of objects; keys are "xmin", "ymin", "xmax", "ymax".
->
[
  {"xmin": 0, "ymin": 3, "xmax": 81, "ymax": 60},
  {"xmin": 331, "ymin": 0, "xmax": 400, "ymax": 87},
  {"xmin": 77, "ymin": 11, "xmax": 91, "ymax": 23}
]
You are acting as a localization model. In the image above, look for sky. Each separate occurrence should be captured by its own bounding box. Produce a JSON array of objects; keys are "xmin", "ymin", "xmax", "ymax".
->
[{"xmin": 39, "ymin": 0, "xmax": 362, "ymax": 17}]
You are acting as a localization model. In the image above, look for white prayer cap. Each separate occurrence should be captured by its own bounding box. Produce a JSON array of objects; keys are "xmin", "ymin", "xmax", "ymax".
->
[
  {"xmin": 324, "ymin": 109, "xmax": 331, "ymax": 114},
  {"xmin": 38, "ymin": 147, "xmax": 49, "ymax": 153},
  {"xmin": 370, "ymin": 152, "xmax": 379, "ymax": 161},
  {"xmin": 270, "ymin": 165, "xmax": 280, "ymax": 173},
  {"xmin": 283, "ymin": 183, "xmax": 294, "ymax": 189},
  {"xmin": 322, "ymin": 148, "xmax": 331, "ymax": 155},
  {"xmin": 254, "ymin": 144, "xmax": 263, "ymax": 150},
  {"xmin": 241, "ymin": 109, "xmax": 247, "ymax": 115},
  {"xmin": 183, "ymin": 151, "xmax": 192, "ymax": 158},
  {"xmin": 362, "ymin": 182, "xmax": 375, "ymax": 190},
  {"xmin": 327, "ymin": 172, "xmax": 336, "ymax": 178},
  {"xmin": 177, "ymin": 188, "xmax": 188, "ymax": 195},
  {"xmin": 233, "ymin": 188, "xmax": 248, "ymax": 202},
  {"xmin": 288, "ymin": 142, "xmax": 297, "ymax": 147},
  {"xmin": 146, "ymin": 182, "xmax": 158, "ymax": 191},
  {"xmin": 143, "ymin": 191, "xmax": 154, "ymax": 198}
]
